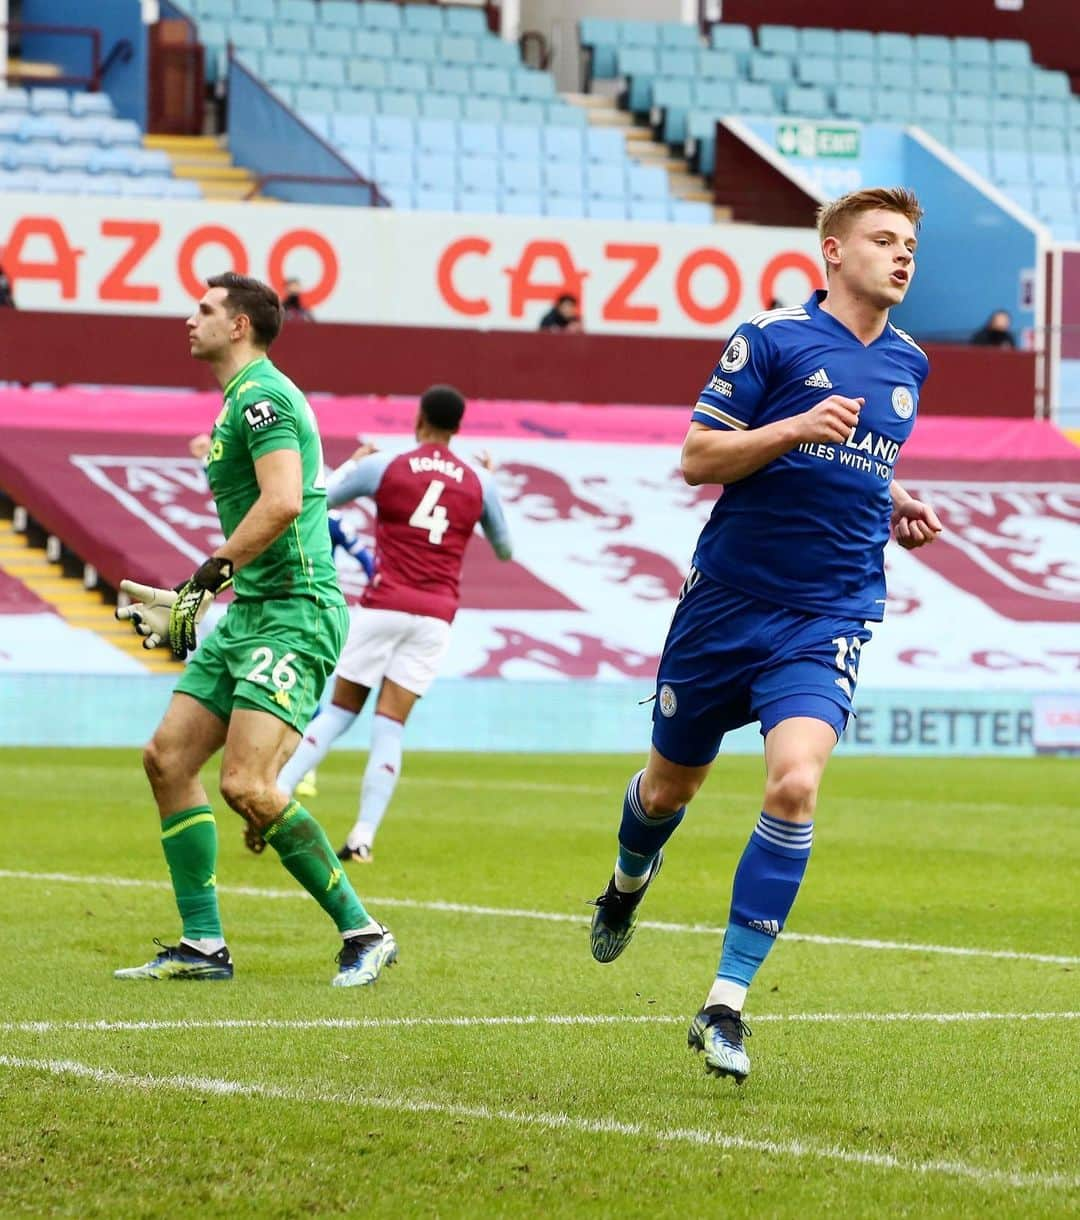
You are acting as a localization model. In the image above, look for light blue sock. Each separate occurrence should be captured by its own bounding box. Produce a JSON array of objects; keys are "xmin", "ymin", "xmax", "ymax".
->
[{"xmin": 714, "ymin": 812, "xmax": 813, "ymax": 1001}]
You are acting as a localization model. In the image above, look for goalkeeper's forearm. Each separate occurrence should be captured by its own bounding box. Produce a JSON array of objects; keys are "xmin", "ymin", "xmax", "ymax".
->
[{"xmin": 211, "ymin": 492, "xmax": 299, "ymax": 571}]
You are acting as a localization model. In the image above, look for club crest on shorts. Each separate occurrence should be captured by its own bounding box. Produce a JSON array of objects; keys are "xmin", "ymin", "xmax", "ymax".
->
[
  {"xmin": 891, "ymin": 386, "xmax": 915, "ymax": 419},
  {"xmin": 658, "ymin": 684, "xmax": 678, "ymax": 717},
  {"xmin": 719, "ymin": 335, "xmax": 749, "ymax": 374}
]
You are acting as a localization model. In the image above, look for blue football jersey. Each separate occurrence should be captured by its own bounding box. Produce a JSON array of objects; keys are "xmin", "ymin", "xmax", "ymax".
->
[{"xmin": 690, "ymin": 291, "xmax": 929, "ymax": 621}]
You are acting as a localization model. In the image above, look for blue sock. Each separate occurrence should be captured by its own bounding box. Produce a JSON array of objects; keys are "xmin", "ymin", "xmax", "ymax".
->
[
  {"xmin": 716, "ymin": 812, "xmax": 813, "ymax": 993},
  {"xmin": 615, "ymin": 769, "xmax": 684, "ymax": 881}
]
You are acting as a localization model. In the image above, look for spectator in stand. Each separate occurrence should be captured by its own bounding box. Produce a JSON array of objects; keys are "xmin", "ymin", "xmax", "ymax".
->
[
  {"xmin": 539, "ymin": 293, "xmax": 582, "ymax": 332},
  {"xmin": 970, "ymin": 310, "xmax": 1016, "ymax": 349},
  {"xmin": 282, "ymin": 278, "xmax": 315, "ymax": 322},
  {"xmin": 0, "ymin": 264, "xmax": 15, "ymax": 308}
]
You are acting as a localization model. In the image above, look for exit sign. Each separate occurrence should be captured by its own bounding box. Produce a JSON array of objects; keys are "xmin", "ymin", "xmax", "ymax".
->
[{"xmin": 777, "ymin": 123, "xmax": 861, "ymax": 159}]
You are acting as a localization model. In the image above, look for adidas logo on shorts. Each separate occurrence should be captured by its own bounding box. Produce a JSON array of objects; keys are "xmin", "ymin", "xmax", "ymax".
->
[{"xmin": 804, "ymin": 367, "xmax": 833, "ymax": 390}]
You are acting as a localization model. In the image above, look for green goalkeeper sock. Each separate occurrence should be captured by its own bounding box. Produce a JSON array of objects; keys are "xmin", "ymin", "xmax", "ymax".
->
[
  {"xmin": 264, "ymin": 800, "xmax": 373, "ymax": 934},
  {"xmin": 160, "ymin": 805, "xmax": 223, "ymax": 941}
]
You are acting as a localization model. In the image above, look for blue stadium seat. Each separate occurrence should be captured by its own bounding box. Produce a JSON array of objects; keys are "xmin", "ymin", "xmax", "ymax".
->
[
  {"xmin": 658, "ymin": 49, "xmax": 695, "ymax": 79},
  {"xmin": 953, "ymin": 37, "xmax": 991, "ymax": 66},
  {"xmin": 1032, "ymin": 70, "xmax": 1070, "ymax": 100},
  {"xmin": 837, "ymin": 30, "xmax": 874, "ymax": 60},
  {"xmin": 955, "ymin": 147, "xmax": 991, "ymax": 178},
  {"xmin": 1032, "ymin": 101, "xmax": 1068, "ymax": 130},
  {"xmin": 671, "ymin": 200, "xmax": 714, "ymax": 224},
  {"xmin": 878, "ymin": 62, "xmax": 912, "ymax": 90},
  {"xmin": 750, "ymin": 52, "xmax": 793, "ymax": 85},
  {"xmin": 321, "ymin": 1, "xmax": 361, "ymax": 26},
  {"xmin": 2, "ymin": 143, "xmax": 50, "ymax": 171},
  {"xmin": 422, "ymin": 94, "xmax": 462, "ymax": 120},
  {"xmin": 388, "ymin": 62, "xmax": 428, "ymax": 92},
  {"xmin": 919, "ymin": 119, "xmax": 952, "ymax": 145},
  {"xmin": 587, "ymin": 198, "xmax": 628, "ymax": 220},
  {"xmin": 542, "ymin": 126, "xmax": 584, "ymax": 161},
  {"xmin": 586, "ymin": 164, "xmax": 624, "ymax": 200},
  {"xmin": 303, "ymin": 113, "xmax": 332, "ymax": 140},
  {"xmin": 695, "ymin": 49, "xmax": 738, "ymax": 81},
  {"xmin": 466, "ymin": 156, "xmax": 500, "ymax": 193},
  {"xmin": 478, "ymin": 38, "xmax": 521, "ymax": 68},
  {"xmin": 373, "ymin": 114, "xmax": 414, "ymax": 150},
  {"xmin": 546, "ymin": 104, "xmax": 587, "ymax": 128},
  {"xmin": 654, "ymin": 78, "xmax": 693, "ymax": 143},
  {"xmin": 416, "ymin": 117, "xmax": 454, "ymax": 153},
  {"xmin": 992, "ymin": 97, "xmax": 1028, "ymax": 125},
  {"xmin": 1034, "ymin": 186, "xmax": 1073, "ymax": 222},
  {"xmin": 914, "ymin": 34, "xmax": 952, "ymax": 63},
  {"xmin": 733, "ymin": 82, "xmax": 775, "ymax": 114},
  {"xmin": 88, "ymin": 146, "xmax": 139, "ymax": 174},
  {"xmin": 296, "ymin": 86, "xmax": 336, "ymax": 113},
  {"xmin": 621, "ymin": 21, "xmax": 660, "ymax": 48},
  {"xmin": 463, "ymin": 97, "xmax": 505, "ymax": 122},
  {"xmin": 1030, "ymin": 128, "xmax": 1067, "ymax": 156},
  {"xmin": 991, "ymin": 149, "xmax": 1030, "ymax": 184},
  {"xmin": 951, "ymin": 122, "xmax": 991, "ymax": 149},
  {"xmin": 445, "ymin": 7, "xmax": 488, "ymax": 37},
  {"xmin": 503, "ymin": 160, "xmax": 542, "ymax": 194},
  {"xmin": 341, "ymin": 143, "xmax": 372, "ymax": 174},
  {"xmin": 402, "ymin": 4, "xmax": 444, "ymax": 33},
  {"xmin": 584, "ymin": 127, "xmax": 625, "ymax": 164},
  {"xmin": 309, "ymin": 59, "xmax": 345, "ymax": 87},
  {"xmin": 311, "ymin": 26, "xmax": 344, "ymax": 55},
  {"xmin": 457, "ymin": 188, "xmax": 499, "ymax": 214},
  {"xmin": 415, "ymin": 153, "xmax": 455, "ymax": 189},
  {"xmin": 237, "ymin": 0, "xmax": 275, "ymax": 20},
  {"xmin": 440, "ymin": 35, "xmax": 478, "ymax": 64},
  {"xmin": 355, "ymin": 30, "xmax": 396, "ymax": 58},
  {"xmin": 46, "ymin": 145, "xmax": 93, "ymax": 173},
  {"xmin": 874, "ymin": 93, "xmax": 911, "ymax": 123},
  {"xmin": 758, "ymin": 25, "xmax": 799, "ymax": 56},
  {"xmin": 993, "ymin": 39, "xmax": 1031, "ymax": 68},
  {"xmin": 785, "ymin": 86, "xmax": 829, "ymax": 119},
  {"xmin": 414, "ymin": 186, "xmax": 456, "ymax": 212},
  {"xmin": 502, "ymin": 100, "xmax": 546, "ymax": 125},
  {"xmin": 70, "ymin": 92, "xmax": 113, "ymax": 118},
  {"xmin": 991, "ymin": 124, "xmax": 1028, "ymax": 152},
  {"xmin": 83, "ymin": 173, "xmax": 125, "ymax": 195},
  {"xmin": 845, "ymin": 58, "xmax": 875, "ymax": 87},
  {"xmin": 30, "ymin": 88, "xmax": 69, "ymax": 114},
  {"xmin": 0, "ymin": 87, "xmax": 30, "ymax": 112},
  {"xmin": 915, "ymin": 93, "xmax": 952, "ymax": 123},
  {"xmin": 17, "ymin": 114, "xmax": 63, "ymax": 142},
  {"xmin": 336, "ymin": 90, "xmax": 378, "ymax": 115},
  {"xmin": 953, "ymin": 95, "xmax": 988, "ymax": 124},
  {"xmin": 627, "ymin": 164, "xmax": 667, "ymax": 200},
  {"xmin": 472, "ymin": 67, "xmax": 512, "ymax": 97},
  {"xmin": 372, "ymin": 149, "xmax": 414, "ymax": 186},
  {"xmin": 398, "ymin": 33, "xmax": 439, "ymax": 62},
  {"xmin": 133, "ymin": 148, "xmax": 172, "ymax": 176},
  {"xmin": 1032, "ymin": 155, "xmax": 1069, "ymax": 187},
  {"xmin": 916, "ymin": 63, "xmax": 953, "ymax": 92},
  {"xmin": 361, "ymin": 2, "xmax": 403, "ymax": 31},
  {"xmin": 708, "ymin": 23, "xmax": 753, "ymax": 56},
  {"xmin": 0, "ymin": 113, "xmax": 21, "ymax": 139},
  {"xmin": 544, "ymin": 161, "xmax": 584, "ymax": 197},
  {"xmin": 333, "ymin": 113, "xmax": 374, "ymax": 147},
  {"xmin": 659, "ymin": 22, "xmax": 699, "ymax": 49},
  {"xmin": 546, "ymin": 195, "xmax": 586, "ymax": 218},
  {"xmin": 502, "ymin": 124, "xmax": 542, "ymax": 161},
  {"xmin": 122, "ymin": 177, "xmax": 173, "ymax": 198},
  {"xmin": 431, "ymin": 66, "xmax": 470, "ymax": 94},
  {"xmin": 876, "ymin": 32, "xmax": 914, "ymax": 61},
  {"xmin": 234, "ymin": 50, "xmax": 262, "ymax": 77},
  {"xmin": 799, "ymin": 29, "xmax": 839, "ymax": 58},
  {"xmin": 796, "ymin": 58, "xmax": 840, "ymax": 88},
  {"xmin": 954, "ymin": 66, "xmax": 992, "ymax": 95},
  {"xmin": 459, "ymin": 122, "xmax": 499, "ymax": 159},
  {"xmin": 263, "ymin": 53, "xmax": 304, "ymax": 84},
  {"xmin": 279, "ymin": 0, "xmax": 317, "ymax": 23},
  {"xmin": 629, "ymin": 199, "xmax": 669, "ymax": 222},
  {"xmin": 580, "ymin": 16, "xmax": 619, "ymax": 79},
  {"xmin": 348, "ymin": 60, "xmax": 388, "ymax": 89},
  {"xmin": 165, "ymin": 179, "xmax": 203, "ymax": 200},
  {"xmin": 271, "ymin": 25, "xmax": 311, "ymax": 52}
]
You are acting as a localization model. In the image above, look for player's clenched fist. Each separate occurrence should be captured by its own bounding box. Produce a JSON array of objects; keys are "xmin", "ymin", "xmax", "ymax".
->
[{"xmin": 798, "ymin": 395, "xmax": 864, "ymax": 444}]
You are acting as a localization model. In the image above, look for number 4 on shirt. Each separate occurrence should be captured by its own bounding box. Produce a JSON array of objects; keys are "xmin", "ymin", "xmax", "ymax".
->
[{"xmin": 409, "ymin": 479, "xmax": 449, "ymax": 544}]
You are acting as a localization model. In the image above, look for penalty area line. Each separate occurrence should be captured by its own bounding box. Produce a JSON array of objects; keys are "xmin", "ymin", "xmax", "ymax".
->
[
  {"xmin": 0, "ymin": 1054, "xmax": 1074, "ymax": 1193},
  {"xmin": 2, "ymin": 1012, "xmax": 1079, "ymax": 1035},
  {"xmin": 1, "ymin": 868, "xmax": 1077, "ymax": 966}
]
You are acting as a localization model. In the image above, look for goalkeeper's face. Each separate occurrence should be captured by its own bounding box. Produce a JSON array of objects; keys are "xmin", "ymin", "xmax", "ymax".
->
[{"xmin": 187, "ymin": 287, "xmax": 237, "ymax": 363}]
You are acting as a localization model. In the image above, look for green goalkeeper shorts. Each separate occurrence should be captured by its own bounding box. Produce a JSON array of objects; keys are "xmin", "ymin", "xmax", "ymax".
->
[{"xmin": 175, "ymin": 598, "xmax": 348, "ymax": 731}]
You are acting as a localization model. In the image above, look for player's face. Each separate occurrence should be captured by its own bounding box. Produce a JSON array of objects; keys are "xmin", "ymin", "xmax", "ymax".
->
[
  {"xmin": 186, "ymin": 287, "xmax": 238, "ymax": 361},
  {"xmin": 832, "ymin": 208, "xmax": 917, "ymax": 308}
]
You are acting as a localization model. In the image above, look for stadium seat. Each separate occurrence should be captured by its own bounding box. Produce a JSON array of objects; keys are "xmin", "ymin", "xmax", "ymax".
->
[
  {"xmin": 421, "ymin": 94, "xmax": 463, "ymax": 120},
  {"xmin": 833, "ymin": 87, "xmax": 875, "ymax": 121},
  {"xmin": 629, "ymin": 199, "xmax": 668, "ymax": 222},
  {"xmin": 348, "ymin": 60, "xmax": 388, "ymax": 90},
  {"xmin": 546, "ymin": 195, "xmax": 586, "ymax": 218},
  {"xmin": 785, "ymin": 86, "xmax": 829, "ymax": 119},
  {"xmin": 750, "ymin": 52, "xmax": 793, "ymax": 85},
  {"xmin": 445, "ymin": 8, "xmax": 487, "ymax": 37},
  {"xmin": 992, "ymin": 149, "xmax": 1030, "ymax": 185},
  {"xmin": 502, "ymin": 124, "xmax": 542, "ymax": 162},
  {"xmin": 621, "ymin": 20, "xmax": 660, "ymax": 48},
  {"xmin": 951, "ymin": 122, "xmax": 992, "ymax": 149},
  {"xmin": 46, "ymin": 145, "xmax": 93, "ymax": 173},
  {"xmin": 388, "ymin": 63, "xmax": 428, "ymax": 92},
  {"xmin": 440, "ymin": 35, "xmax": 478, "ymax": 65},
  {"xmin": 500, "ymin": 192, "xmax": 543, "ymax": 216},
  {"xmin": 472, "ymin": 68, "xmax": 512, "ymax": 98},
  {"xmin": 271, "ymin": 25, "xmax": 311, "ymax": 52},
  {"xmin": 503, "ymin": 160, "xmax": 542, "ymax": 194},
  {"xmin": 955, "ymin": 66, "xmax": 993, "ymax": 95},
  {"xmin": 878, "ymin": 62, "xmax": 912, "ymax": 90},
  {"xmin": 837, "ymin": 30, "xmax": 874, "ymax": 60},
  {"xmin": 627, "ymin": 164, "xmax": 667, "ymax": 200},
  {"xmin": 546, "ymin": 105, "xmax": 587, "ymax": 128},
  {"xmin": 478, "ymin": 38, "xmax": 521, "ymax": 68},
  {"xmin": 132, "ymin": 148, "xmax": 172, "ymax": 177},
  {"xmin": 916, "ymin": 63, "xmax": 953, "ymax": 92},
  {"xmin": 354, "ymin": 30, "xmax": 395, "ymax": 58},
  {"xmin": 733, "ymin": 82, "xmax": 775, "ymax": 114},
  {"xmin": 237, "ymin": 0, "xmax": 275, "ymax": 20},
  {"xmin": 373, "ymin": 114, "xmax": 414, "ymax": 151},
  {"xmin": 845, "ymin": 58, "xmax": 876, "ymax": 87},
  {"xmin": 586, "ymin": 164, "xmax": 624, "ymax": 201},
  {"xmin": 502, "ymin": 100, "xmax": 546, "ymax": 125},
  {"xmin": 336, "ymin": 90, "xmax": 378, "ymax": 115},
  {"xmin": 991, "ymin": 124, "xmax": 1028, "ymax": 152},
  {"xmin": 1034, "ymin": 185, "xmax": 1074, "ymax": 222},
  {"xmin": 431, "ymin": 66, "xmax": 470, "ymax": 95},
  {"xmin": 0, "ymin": 87, "xmax": 30, "ymax": 112},
  {"xmin": 994, "ymin": 68, "xmax": 1032, "ymax": 98},
  {"xmin": 416, "ymin": 117, "xmax": 456, "ymax": 154},
  {"xmin": 876, "ymin": 32, "xmax": 914, "ymax": 61},
  {"xmin": 279, "ymin": 0, "xmax": 317, "ymax": 23},
  {"xmin": 372, "ymin": 149, "xmax": 414, "ymax": 187},
  {"xmin": 17, "ymin": 114, "xmax": 62, "ymax": 142},
  {"xmin": 545, "ymin": 161, "xmax": 584, "ymax": 198},
  {"xmin": 799, "ymin": 28, "xmax": 839, "ymax": 58},
  {"xmin": 874, "ymin": 93, "xmax": 912, "ymax": 124},
  {"xmin": 465, "ymin": 155, "xmax": 499, "ymax": 193},
  {"xmin": 362, "ymin": 1, "xmax": 404, "ymax": 31},
  {"xmin": 303, "ymin": 113, "xmax": 332, "ymax": 140},
  {"xmin": 796, "ymin": 58, "xmax": 840, "ymax": 88},
  {"xmin": 757, "ymin": 25, "xmax": 799, "ymax": 57},
  {"xmin": 652, "ymin": 77, "xmax": 692, "ymax": 143},
  {"xmin": 991, "ymin": 97, "xmax": 1028, "ymax": 126},
  {"xmin": 70, "ymin": 93, "xmax": 113, "ymax": 118},
  {"xmin": 658, "ymin": 50, "xmax": 695, "ymax": 80},
  {"xmin": 295, "ymin": 87, "xmax": 335, "ymax": 114},
  {"xmin": 696, "ymin": 49, "xmax": 738, "ymax": 81},
  {"xmin": 397, "ymin": 33, "xmax": 439, "ymax": 62},
  {"xmin": 1032, "ymin": 101, "xmax": 1068, "ymax": 130},
  {"xmin": 580, "ymin": 17, "xmax": 620, "ymax": 79},
  {"xmin": 263, "ymin": 53, "xmax": 304, "ymax": 84},
  {"xmin": 659, "ymin": 22, "xmax": 699, "ymax": 49},
  {"xmin": 584, "ymin": 127, "xmax": 625, "ymax": 164},
  {"xmin": 1030, "ymin": 128, "xmax": 1068, "ymax": 156},
  {"xmin": 914, "ymin": 34, "xmax": 952, "ymax": 63},
  {"xmin": 670, "ymin": 200, "xmax": 714, "ymax": 224},
  {"xmin": 88, "ymin": 146, "xmax": 139, "ymax": 175},
  {"xmin": 311, "ymin": 26, "xmax": 344, "ymax": 55},
  {"xmin": 463, "ymin": 97, "xmax": 503, "ymax": 123},
  {"xmin": 459, "ymin": 121, "xmax": 499, "ymax": 159},
  {"xmin": 993, "ymin": 39, "xmax": 1032, "ymax": 68},
  {"xmin": 29, "ymin": 88, "xmax": 69, "ymax": 114},
  {"xmin": 413, "ymin": 186, "xmax": 456, "ymax": 212},
  {"xmin": 953, "ymin": 37, "xmax": 992, "ymax": 66},
  {"xmin": 1032, "ymin": 155, "xmax": 1069, "ymax": 187},
  {"xmin": 402, "ymin": 4, "xmax": 443, "ymax": 33},
  {"xmin": 1032, "ymin": 70, "xmax": 1070, "ymax": 100},
  {"xmin": 415, "ymin": 153, "xmax": 455, "ymax": 190},
  {"xmin": 321, "ymin": 0, "xmax": 361, "ymax": 26},
  {"xmin": 915, "ymin": 93, "xmax": 952, "ymax": 123},
  {"xmin": 955, "ymin": 147, "xmax": 991, "ymax": 178},
  {"xmin": 708, "ymin": 23, "xmax": 753, "ymax": 57},
  {"xmin": 587, "ymin": 198, "xmax": 628, "ymax": 220},
  {"xmin": 457, "ymin": 187, "xmax": 498, "ymax": 214},
  {"xmin": 543, "ymin": 126, "xmax": 584, "ymax": 162}
]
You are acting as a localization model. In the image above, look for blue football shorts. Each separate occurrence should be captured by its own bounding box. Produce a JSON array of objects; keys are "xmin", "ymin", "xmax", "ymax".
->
[{"xmin": 650, "ymin": 569, "xmax": 873, "ymax": 768}]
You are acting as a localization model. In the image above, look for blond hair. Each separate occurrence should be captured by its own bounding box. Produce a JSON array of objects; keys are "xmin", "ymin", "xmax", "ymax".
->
[{"xmin": 816, "ymin": 187, "xmax": 924, "ymax": 244}]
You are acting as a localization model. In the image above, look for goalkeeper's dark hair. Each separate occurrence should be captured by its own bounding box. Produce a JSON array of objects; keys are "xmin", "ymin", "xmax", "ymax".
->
[
  {"xmin": 419, "ymin": 384, "xmax": 467, "ymax": 433},
  {"xmin": 207, "ymin": 272, "xmax": 283, "ymax": 349}
]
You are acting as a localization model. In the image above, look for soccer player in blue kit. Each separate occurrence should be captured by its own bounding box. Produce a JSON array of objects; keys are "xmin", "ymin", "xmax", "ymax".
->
[{"xmin": 589, "ymin": 187, "xmax": 944, "ymax": 1083}]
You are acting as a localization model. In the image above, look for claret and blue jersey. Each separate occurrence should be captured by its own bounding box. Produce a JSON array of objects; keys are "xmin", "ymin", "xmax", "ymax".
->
[{"xmin": 691, "ymin": 290, "xmax": 930, "ymax": 622}]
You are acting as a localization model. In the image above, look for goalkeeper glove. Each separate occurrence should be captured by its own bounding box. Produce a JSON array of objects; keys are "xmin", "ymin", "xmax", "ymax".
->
[
  {"xmin": 168, "ymin": 556, "xmax": 234, "ymax": 660},
  {"xmin": 115, "ymin": 580, "xmax": 177, "ymax": 650}
]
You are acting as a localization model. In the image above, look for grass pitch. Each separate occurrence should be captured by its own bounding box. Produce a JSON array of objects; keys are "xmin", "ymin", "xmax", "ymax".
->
[{"xmin": 1, "ymin": 748, "xmax": 1077, "ymax": 1218}]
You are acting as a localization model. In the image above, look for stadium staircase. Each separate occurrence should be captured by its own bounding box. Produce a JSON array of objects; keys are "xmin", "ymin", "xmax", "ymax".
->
[
  {"xmin": 567, "ymin": 90, "xmax": 726, "ymax": 221},
  {"xmin": 143, "ymin": 134, "xmax": 259, "ymax": 201},
  {"xmin": 0, "ymin": 508, "xmax": 179, "ymax": 673}
]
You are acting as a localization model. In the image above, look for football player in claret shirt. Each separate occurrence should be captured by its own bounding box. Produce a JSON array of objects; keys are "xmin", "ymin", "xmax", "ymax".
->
[
  {"xmin": 277, "ymin": 384, "xmax": 512, "ymax": 862},
  {"xmin": 587, "ymin": 187, "xmax": 944, "ymax": 1083},
  {"xmin": 115, "ymin": 272, "xmax": 395, "ymax": 988}
]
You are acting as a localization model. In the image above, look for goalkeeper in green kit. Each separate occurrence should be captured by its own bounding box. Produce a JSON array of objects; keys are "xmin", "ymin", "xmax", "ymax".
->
[{"xmin": 115, "ymin": 272, "xmax": 396, "ymax": 987}]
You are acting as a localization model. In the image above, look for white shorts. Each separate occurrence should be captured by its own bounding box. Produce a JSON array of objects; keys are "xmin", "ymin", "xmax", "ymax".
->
[{"xmin": 336, "ymin": 607, "xmax": 452, "ymax": 696}]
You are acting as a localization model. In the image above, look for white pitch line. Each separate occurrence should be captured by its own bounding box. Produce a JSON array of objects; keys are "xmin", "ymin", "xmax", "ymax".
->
[
  {"xmin": 0, "ymin": 1054, "xmax": 1074, "ymax": 1193},
  {"xmin": 2, "ymin": 1012, "xmax": 1078, "ymax": 1036},
  {"xmin": 1, "ymin": 869, "xmax": 1077, "ymax": 966}
]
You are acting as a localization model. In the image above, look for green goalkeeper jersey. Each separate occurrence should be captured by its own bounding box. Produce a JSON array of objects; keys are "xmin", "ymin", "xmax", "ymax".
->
[{"xmin": 205, "ymin": 355, "xmax": 345, "ymax": 607}]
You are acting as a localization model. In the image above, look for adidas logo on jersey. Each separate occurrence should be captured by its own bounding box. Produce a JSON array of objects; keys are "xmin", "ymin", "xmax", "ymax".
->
[{"xmin": 804, "ymin": 368, "xmax": 833, "ymax": 390}]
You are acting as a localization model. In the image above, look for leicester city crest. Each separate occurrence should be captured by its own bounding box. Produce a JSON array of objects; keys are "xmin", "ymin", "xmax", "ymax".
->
[
  {"xmin": 658, "ymin": 684, "xmax": 678, "ymax": 717},
  {"xmin": 891, "ymin": 386, "xmax": 915, "ymax": 420}
]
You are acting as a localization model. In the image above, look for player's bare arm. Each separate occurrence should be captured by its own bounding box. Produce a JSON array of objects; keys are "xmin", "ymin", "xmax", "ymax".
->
[
  {"xmin": 212, "ymin": 448, "xmax": 303, "ymax": 570},
  {"xmin": 889, "ymin": 479, "xmax": 943, "ymax": 550},
  {"xmin": 681, "ymin": 394, "xmax": 864, "ymax": 486}
]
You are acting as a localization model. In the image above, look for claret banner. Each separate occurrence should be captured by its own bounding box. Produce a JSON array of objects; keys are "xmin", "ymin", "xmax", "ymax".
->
[{"xmin": 0, "ymin": 194, "xmax": 824, "ymax": 336}]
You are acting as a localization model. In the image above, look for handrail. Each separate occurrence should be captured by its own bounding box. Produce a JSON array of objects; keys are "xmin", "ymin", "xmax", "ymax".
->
[
  {"xmin": 99, "ymin": 38, "xmax": 134, "ymax": 81},
  {"xmin": 2, "ymin": 22, "xmax": 103, "ymax": 90},
  {"xmin": 519, "ymin": 29, "xmax": 549, "ymax": 70},
  {"xmin": 247, "ymin": 172, "xmax": 390, "ymax": 208}
]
